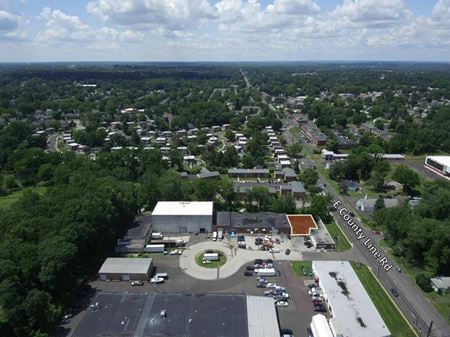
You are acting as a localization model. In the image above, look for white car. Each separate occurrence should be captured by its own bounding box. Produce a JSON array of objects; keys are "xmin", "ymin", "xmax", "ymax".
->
[
  {"xmin": 266, "ymin": 283, "xmax": 277, "ymax": 289},
  {"xmin": 269, "ymin": 248, "xmax": 280, "ymax": 253},
  {"xmin": 150, "ymin": 277, "xmax": 164, "ymax": 284},
  {"xmin": 275, "ymin": 300, "xmax": 289, "ymax": 307},
  {"xmin": 131, "ymin": 280, "xmax": 144, "ymax": 286}
]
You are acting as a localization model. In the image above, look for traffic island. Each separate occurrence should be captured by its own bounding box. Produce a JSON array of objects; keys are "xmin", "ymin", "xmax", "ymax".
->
[{"xmin": 195, "ymin": 250, "xmax": 227, "ymax": 268}]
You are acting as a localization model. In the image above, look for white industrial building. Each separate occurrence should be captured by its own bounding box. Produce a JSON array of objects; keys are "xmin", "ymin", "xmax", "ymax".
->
[
  {"xmin": 311, "ymin": 261, "xmax": 391, "ymax": 337},
  {"xmin": 425, "ymin": 156, "xmax": 450, "ymax": 179},
  {"xmin": 151, "ymin": 201, "xmax": 213, "ymax": 233}
]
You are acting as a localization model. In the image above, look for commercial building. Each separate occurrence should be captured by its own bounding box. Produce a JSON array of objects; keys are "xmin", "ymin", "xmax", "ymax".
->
[
  {"xmin": 287, "ymin": 214, "xmax": 318, "ymax": 236},
  {"xmin": 73, "ymin": 293, "xmax": 280, "ymax": 337},
  {"xmin": 425, "ymin": 156, "xmax": 450, "ymax": 178},
  {"xmin": 98, "ymin": 258, "xmax": 153, "ymax": 281},
  {"xmin": 312, "ymin": 261, "xmax": 391, "ymax": 337},
  {"xmin": 215, "ymin": 211, "xmax": 290, "ymax": 234},
  {"xmin": 151, "ymin": 201, "xmax": 213, "ymax": 233}
]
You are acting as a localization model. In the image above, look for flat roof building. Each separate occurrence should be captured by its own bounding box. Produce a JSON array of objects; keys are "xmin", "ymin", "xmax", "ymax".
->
[
  {"xmin": 425, "ymin": 156, "xmax": 450, "ymax": 178},
  {"xmin": 98, "ymin": 258, "xmax": 153, "ymax": 281},
  {"xmin": 73, "ymin": 293, "xmax": 279, "ymax": 337},
  {"xmin": 215, "ymin": 212, "xmax": 290, "ymax": 234},
  {"xmin": 312, "ymin": 261, "xmax": 391, "ymax": 337},
  {"xmin": 152, "ymin": 201, "xmax": 213, "ymax": 233},
  {"xmin": 287, "ymin": 214, "xmax": 318, "ymax": 236}
]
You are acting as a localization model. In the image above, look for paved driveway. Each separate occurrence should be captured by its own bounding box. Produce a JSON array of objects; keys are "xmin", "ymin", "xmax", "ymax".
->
[{"xmin": 180, "ymin": 236, "xmax": 317, "ymax": 280}]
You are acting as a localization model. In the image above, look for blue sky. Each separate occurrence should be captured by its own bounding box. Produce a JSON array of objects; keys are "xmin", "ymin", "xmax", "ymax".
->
[{"xmin": 0, "ymin": 0, "xmax": 449, "ymax": 62}]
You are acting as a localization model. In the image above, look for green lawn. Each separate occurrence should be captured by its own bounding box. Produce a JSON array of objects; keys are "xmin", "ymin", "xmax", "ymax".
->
[
  {"xmin": 0, "ymin": 186, "xmax": 47, "ymax": 209},
  {"xmin": 195, "ymin": 251, "xmax": 227, "ymax": 269},
  {"xmin": 291, "ymin": 260, "xmax": 313, "ymax": 278},
  {"xmin": 351, "ymin": 262, "xmax": 417, "ymax": 337},
  {"xmin": 324, "ymin": 221, "xmax": 352, "ymax": 251}
]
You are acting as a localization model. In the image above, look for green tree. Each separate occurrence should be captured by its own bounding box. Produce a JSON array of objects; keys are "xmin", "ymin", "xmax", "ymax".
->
[
  {"xmin": 287, "ymin": 142, "xmax": 303, "ymax": 158},
  {"xmin": 392, "ymin": 165, "xmax": 420, "ymax": 194},
  {"xmin": 300, "ymin": 168, "xmax": 318, "ymax": 191},
  {"xmin": 374, "ymin": 197, "xmax": 385, "ymax": 211}
]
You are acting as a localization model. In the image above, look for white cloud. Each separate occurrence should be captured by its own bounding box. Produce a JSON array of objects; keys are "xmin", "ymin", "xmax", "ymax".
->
[
  {"xmin": 0, "ymin": 9, "xmax": 26, "ymax": 40},
  {"xmin": 266, "ymin": 0, "xmax": 320, "ymax": 15},
  {"xmin": 87, "ymin": 0, "xmax": 216, "ymax": 30},
  {"xmin": 332, "ymin": 0, "xmax": 412, "ymax": 27}
]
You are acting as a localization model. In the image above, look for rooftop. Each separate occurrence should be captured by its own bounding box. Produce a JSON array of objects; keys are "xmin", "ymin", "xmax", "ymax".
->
[
  {"xmin": 73, "ymin": 293, "xmax": 278, "ymax": 337},
  {"xmin": 152, "ymin": 201, "xmax": 213, "ymax": 216},
  {"xmin": 287, "ymin": 214, "xmax": 318, "ymax": 235},
  {"xmin": 427, "ymin": 155, "xmax": 450, "ymax": 167},
  {"xmin": 216, "ymin": 212, "xmax": 290, "ymax": 230},
  {"xmin": 313, "ymin": 261, "xmax": 391, "ymax": 337},
  {"xmin": 98, "ymin": 258, "xmax": 152, "ymax": 275}
]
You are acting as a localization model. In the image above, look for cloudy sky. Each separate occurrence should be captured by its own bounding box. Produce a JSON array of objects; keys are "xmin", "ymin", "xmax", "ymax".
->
[{"xmin": 0, "ymin": 0, "xmax": 449, "ymax": 62}]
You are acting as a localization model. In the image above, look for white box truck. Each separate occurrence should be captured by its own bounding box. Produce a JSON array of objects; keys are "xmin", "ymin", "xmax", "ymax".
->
[
  {"xmin": 145, "ymin": 244, "xmax": 165, "ymax": 253},
  {"xmin": 255, "ymin": 268, "xmax": 276, "ymax": 277},
  {"xmin": 212, "ymin": 231, "xmax": 217, "ymax": 241},
  {"xmin": 218, "ymin": 229, "xmax": 223, "ymax": 240},
  {"xmin": 203, "ymin": 253, "xmax": 219, "ymax": 261},
  {"xmin": 151, "ymin": 232, "xmax": 163, "ymax": 240}
]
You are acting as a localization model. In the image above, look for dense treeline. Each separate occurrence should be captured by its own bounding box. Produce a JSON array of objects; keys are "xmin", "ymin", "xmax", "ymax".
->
[{"xmin": 374, "ymin": 180, "xmax": 450, "ymax": 276}]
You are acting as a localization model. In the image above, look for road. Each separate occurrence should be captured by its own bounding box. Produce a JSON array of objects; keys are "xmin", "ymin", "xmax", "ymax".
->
[
  {"xmin": 240, "ymin": 68, "xmax": 251, "ymax": 88},
  {"xmin": 282, "ymin": 119, "xmax": 450, "ymax": 337}
]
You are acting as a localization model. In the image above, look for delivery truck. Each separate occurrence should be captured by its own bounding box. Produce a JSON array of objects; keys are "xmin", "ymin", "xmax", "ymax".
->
[
  {"xmin": 151, "ymin": 232, "xmax": 163, "ymax": 240},
  {"xmin": 203, "ymin": 253, "xmax": 219, "ymax": 261},
  {"xmin": 144, "ymin": 244, "xmax": 165, "ymax": 253},
  {"xmin": 255, "ymin": 268, "xmax": 276, "ymax": 277}
]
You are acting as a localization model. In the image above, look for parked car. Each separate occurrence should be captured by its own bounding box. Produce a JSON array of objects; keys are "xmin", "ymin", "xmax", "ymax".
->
[
  {"xmin": 285, "ymin": 249, "xmax": 291, "ymax": 255},
  {"xmin": 246, "ymin": 265, "xmax": 255, "ymax": 271},
  {"xmin": 269, "ymin": 248, "xmax": 280, "ymax": 253},
  {"xmin": 131, "ymin": 280, "xmax": 144, "ymax": 286},
  {"xmin": 254, "ymin": 259, "xmax": 263, "ymax": 265},
  {"xmin": 306, "ymin": 327, "xmax": 314, "ymax": 337},
  {"xmin": 280, "ymin": 328, "xmax": 293, "ymax": 336},
  {"xmin": 264, "ymin": 290, "xmax": 274, "ymax": 296},
  {"xmin": 275, "ymin": 300, "xmax": 289, "ymax": 307},
  {"xmin": 274, "ymin": 292, "xmax": 290, "ymax": 300},
  {"xmin": 256, "ymin": 283, "xmax": 266, "ymax": 288},
  {"xmin": 314, "ymin": 304, "xmax": 327, "ymax": 312},
  {"xmin": 255, "ymin": 238, "xmax": 263, "ymax": 245},
  {"xmin": 265, "ymin": 259, "xmax": 273, "ymax": 264},
  {"xmin": 307, "ymin": 284, "xmax": 316, "ymax": 289},
  {"xmin": 391, "ymin": 288, "xmax": 399, "ymax": 297},
  {"xmin": 312, "ymin": 299, "xmax": 323, "ymax": 305},
  {"xmin": 244, "ymin": 270, "xmax": 254, "ymax": 276},
  {"xmin": 275, "ymin": 238, "xmax": 281, "ymax": 244},
  {"xmin": 276, "ymin": 270, "xmax": 282, "ymax": 277},
  {"xmin": 150, "ymin": 277, "xmax": 164, "ymax": 284},
  {"xmin": 266, "ymin": 283, "xmax": 277, "ymax": 289}
]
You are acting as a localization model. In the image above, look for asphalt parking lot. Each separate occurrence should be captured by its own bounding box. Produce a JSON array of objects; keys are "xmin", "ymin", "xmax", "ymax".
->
[{"xmin": 61, "ymin": 252, "xmax": 316, "ymax": 337}]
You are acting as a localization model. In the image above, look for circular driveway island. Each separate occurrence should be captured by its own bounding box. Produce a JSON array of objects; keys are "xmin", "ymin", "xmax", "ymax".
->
[{"xmin": 179, "ymin": 239, "xmax": 305, "ymax": 280}]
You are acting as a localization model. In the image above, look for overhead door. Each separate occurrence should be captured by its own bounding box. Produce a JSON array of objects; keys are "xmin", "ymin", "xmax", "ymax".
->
[{"xmin": 121, "ymin": 274, "xmax": 130, "ymax": 281}]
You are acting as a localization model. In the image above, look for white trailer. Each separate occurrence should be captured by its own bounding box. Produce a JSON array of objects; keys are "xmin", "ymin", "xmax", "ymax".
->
[
  {"xmin": 255, "ymin": 268, "xmax": 276, "ymax": 277},
  {"xmin": 212, "ymin": 231, "xmax": 217, "ymax": 241},
  {"xmin": 151, "ymin": 232, "xmax": 164, "ymax": 240},
  {"xmin": 145, "ymin": 244, "xmax": 165, "ymax": 253},
  {"xmin": 218, "ymin": 229, "xmax": 224, "ymax": 240},
  {"xmin": 203, "ymin": 253, "xmax": 219, "ymax": 261}
]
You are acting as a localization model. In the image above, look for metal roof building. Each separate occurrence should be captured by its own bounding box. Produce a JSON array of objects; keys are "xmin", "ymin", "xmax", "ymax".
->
[
  {"xmin": 98, "ymin": 258, "xmax": 153, "ymax": 281},
  {"xmin": 73, "ymin": 293, "xmax": 279, "ymax": 337},
  {"xmin": 152, "ymin": 201, "xmax": 214, "ymax": 233},
  {"xmin": 312, "ymin": 261, "xmax": 391, "ymax": 337}
]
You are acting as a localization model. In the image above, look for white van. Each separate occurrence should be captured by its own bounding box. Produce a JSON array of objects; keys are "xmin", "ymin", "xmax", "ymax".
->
[{"xmin": 212, "ymin": 231, "xmax": 217, "ymax": 241}]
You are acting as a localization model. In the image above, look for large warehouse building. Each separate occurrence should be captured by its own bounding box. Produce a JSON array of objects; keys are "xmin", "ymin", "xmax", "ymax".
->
[
  {"xmin": 151, "ymin": 201, "xmax": 213, "ymax": 233},
  {"xmin": 311, "ymin": 261, "xmax": 391, "ymax": 337},
  {"xmin": 98, "ymin": 257, "xmax": 153, "ymax": 281},
  {"xmin": 73, "ymin": 293, "xmax": 280, "ymax": 337},
  {"xmin": 425, "ymin": 156, "xmax": 450, "ymax": 178}
]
